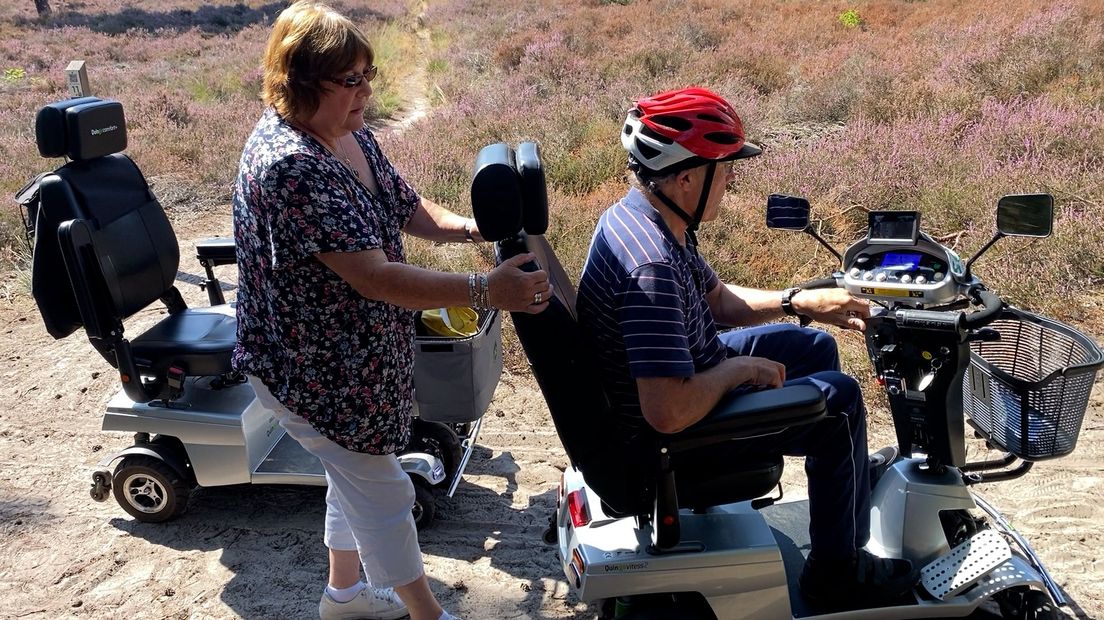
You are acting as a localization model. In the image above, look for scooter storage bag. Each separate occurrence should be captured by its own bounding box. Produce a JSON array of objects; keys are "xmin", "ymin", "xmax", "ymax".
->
[
  {"xmin": 963, "ymin": 307, "xmax": 1103, "ymax": 460},
  {"xmin": 413, "ymin": 309, "xmax": 502, "ymax": 423}
]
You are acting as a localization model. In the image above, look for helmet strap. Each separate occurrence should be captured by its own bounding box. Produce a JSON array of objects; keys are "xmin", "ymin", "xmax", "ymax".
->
[
  {"xmin": 642, "ymin": 161, "xmax": 716, "ymax": 242},
  {"xmin": 692, "ymin": 162, "xmax": 717, "ymax": 233}
]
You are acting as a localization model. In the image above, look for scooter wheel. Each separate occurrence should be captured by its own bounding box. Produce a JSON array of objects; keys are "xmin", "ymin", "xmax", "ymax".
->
[
  {"xmin": 112, "ymin": 455, "xmax": 190, "ymax": 523},
  {"xmin": 411, "ymin": 480, "xmax": 436, "ymax": 531},
  {"xmin": 997, "ymin": 587, "xmax": 1060, "ymax": 620},
  {"xmin": 410, "ymin": 419, "xmax": 463, "ymax": 485}
]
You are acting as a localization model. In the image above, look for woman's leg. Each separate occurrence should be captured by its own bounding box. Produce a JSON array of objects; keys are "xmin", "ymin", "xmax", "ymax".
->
[{"xmin": 249, "ymin": 378, "xmax": 447, "ymax": 620}]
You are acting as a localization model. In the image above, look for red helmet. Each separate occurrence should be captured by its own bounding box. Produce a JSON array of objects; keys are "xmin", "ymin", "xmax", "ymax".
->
[{"xmin": 622, "ymin": 87, "xmax": 761, "ymax": 174}]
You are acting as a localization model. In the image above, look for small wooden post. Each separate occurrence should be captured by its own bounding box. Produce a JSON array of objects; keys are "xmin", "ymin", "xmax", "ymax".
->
[{"xmin": 66, "ymin": 60, "xmax": 90, "ymax": 98}]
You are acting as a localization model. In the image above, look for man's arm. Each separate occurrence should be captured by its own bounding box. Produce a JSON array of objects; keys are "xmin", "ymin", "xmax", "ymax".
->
[
  {"xmin": 707, "ymin": 283, "xmax": 871, "ymax": 330},
  {"xmin": 637, "ymin": 356, "xmax": 785, "ymax": 433}
]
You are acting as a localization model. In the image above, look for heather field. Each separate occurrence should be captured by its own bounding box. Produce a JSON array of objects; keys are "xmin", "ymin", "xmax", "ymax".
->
[{"xmin": 2, "ymin": 0, "xmax": 1104, "ymax": 619}]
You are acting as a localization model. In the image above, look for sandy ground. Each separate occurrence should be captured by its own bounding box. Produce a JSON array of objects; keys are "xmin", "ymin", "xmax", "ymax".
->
[{"xmin": 1, "ymin": 200, "xmax": 1103, "ymax": 620}]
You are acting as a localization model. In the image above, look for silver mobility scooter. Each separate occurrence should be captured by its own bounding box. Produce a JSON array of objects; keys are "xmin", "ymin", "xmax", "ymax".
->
[
  {"xmin": 20, "ymin": 96, "xmax": 502, "ymax": 529},
  {"xmin": 468, "ymin": 143, "xmax": 1103, "ymax": 619}
]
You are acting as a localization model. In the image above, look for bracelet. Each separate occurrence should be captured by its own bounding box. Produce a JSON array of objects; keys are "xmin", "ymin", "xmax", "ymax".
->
[
  {"xmin": 464, "ymin": 219, "xmax": 476, "ymax": 243},
  {"xmin": 467, "ymin": 272, "xmax": 491, "ymax": 309}
]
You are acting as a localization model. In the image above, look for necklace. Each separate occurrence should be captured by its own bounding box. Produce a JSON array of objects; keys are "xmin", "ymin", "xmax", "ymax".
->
[{"xmin": 335, "ymin": 139, "xmax": 361, "ymax": 179}]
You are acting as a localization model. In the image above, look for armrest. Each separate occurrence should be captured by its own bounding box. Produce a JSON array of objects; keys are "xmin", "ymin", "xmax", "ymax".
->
[
  {"xmin": 668, "ymin": 384, "xmax": 827, "ymax": 453},
  {"xmin": 58, "ymin": 218, "xmax": 116, "ymax": 340},
  {"xmin": 195, "ymin": 237, "xmax": 236, "ymax": 266}
]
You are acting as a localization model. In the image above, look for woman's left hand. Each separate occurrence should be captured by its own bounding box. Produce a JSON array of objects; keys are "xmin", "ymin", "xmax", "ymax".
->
[{"xmin": 793, "ymin": 288, "xmax": 870, "ymax": 330}]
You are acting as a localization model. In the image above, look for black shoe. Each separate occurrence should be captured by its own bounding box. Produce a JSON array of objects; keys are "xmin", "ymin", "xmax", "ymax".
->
[
  {"xmin": 799, "ymin": 549, "xmax": 920, "ymax": 609},
  {"xmin": 869, "ymin": 445, "xmax": 900, "ymax": 489}
]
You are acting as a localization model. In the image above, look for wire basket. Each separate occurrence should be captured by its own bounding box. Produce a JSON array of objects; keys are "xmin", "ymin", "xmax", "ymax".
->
[{"xmin": 963, "ymin": 307, "xmax": 1104, "ymax": 461}]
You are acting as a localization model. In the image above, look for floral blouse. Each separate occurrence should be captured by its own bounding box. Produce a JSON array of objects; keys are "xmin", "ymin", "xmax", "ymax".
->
[{"xmin": 232, "ymin": 108, "xmax": 420, "ymax": 454}]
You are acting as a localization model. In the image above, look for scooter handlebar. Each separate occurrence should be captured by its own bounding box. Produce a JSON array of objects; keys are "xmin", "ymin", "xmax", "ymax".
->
[{"xmin": 894, "ymin": 287, "xmax": 1003, "ymax": 332}]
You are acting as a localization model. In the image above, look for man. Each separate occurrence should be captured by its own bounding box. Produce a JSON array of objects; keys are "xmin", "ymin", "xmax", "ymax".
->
[{"xmin": 576, "ymin": 87, "xmax": 919, "ymax": 606}]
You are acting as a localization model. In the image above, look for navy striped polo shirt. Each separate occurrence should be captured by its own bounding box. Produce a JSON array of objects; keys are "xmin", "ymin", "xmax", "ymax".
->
[{"xmin": 577, "ymin": 188, "xmax": 727, "ymax": 429}]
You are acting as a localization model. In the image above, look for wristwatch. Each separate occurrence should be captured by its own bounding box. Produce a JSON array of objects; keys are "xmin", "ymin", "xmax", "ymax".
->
[
  {"xmin": 782, "ymin": 287, "xmax": 813, "ymax": 326},
  {"xmin": 781, "ymin": 287, "xmax": 802, "ymax": 317}
]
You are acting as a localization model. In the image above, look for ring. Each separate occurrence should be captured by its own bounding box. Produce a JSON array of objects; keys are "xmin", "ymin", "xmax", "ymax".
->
[
  {"xmin": 534, "ymin": 292, "xmax": 543, "ymax": 304},
  {"xmin": 847, "ymin": 310, "xmax": 860, "ymax": 318}
]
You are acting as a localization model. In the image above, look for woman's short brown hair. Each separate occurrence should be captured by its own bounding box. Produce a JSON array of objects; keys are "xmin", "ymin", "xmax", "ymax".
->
[{"xmin": 261, "ymin": 1, "xmax": 374, "ymax": 121}]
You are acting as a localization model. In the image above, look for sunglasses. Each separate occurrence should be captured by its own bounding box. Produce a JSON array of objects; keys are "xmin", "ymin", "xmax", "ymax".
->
[{"xmin": 326, "ymin": 66, "xmax": 378, "ymax": 88}]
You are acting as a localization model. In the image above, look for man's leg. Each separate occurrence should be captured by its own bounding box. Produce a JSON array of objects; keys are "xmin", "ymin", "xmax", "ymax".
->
[
  {"xmin": 719, "ymin": 324, "xmax": 868, "ymax": 555},
  {"xmin": 718, "ymin": 323, "xmax": 840, "ymax": 378}
]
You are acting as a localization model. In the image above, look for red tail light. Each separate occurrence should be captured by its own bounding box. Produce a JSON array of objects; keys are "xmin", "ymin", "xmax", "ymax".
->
[{"xmin": 566, "ymin": 489, "xmax": 591, "ymax": 527}]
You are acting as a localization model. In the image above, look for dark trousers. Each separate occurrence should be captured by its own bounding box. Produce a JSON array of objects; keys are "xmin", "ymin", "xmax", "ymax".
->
[{"xmin": 719, "ymin": 323, "xmax": 871, "ymax": 562}]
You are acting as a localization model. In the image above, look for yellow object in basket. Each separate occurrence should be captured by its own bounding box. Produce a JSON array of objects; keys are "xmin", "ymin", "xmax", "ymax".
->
[{"xmin": 421, "ymin": 307, "xmax": 479, "ymax": 337}]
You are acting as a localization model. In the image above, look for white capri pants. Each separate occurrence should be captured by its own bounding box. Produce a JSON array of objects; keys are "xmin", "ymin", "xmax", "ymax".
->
[{"xmin": 249, "ymin": 377, "xmax": 424, "ymax": 588}]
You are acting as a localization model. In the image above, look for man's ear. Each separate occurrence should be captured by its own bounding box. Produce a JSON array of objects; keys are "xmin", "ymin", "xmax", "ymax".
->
[{"xmin": 674, "ymin": 167, "xmax": 697, "ymax": 189}]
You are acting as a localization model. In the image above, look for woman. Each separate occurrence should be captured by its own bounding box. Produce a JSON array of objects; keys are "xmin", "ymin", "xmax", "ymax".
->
[{"xmin": 231, "ymin": 3, "xmax": 551, "ymax": 619}]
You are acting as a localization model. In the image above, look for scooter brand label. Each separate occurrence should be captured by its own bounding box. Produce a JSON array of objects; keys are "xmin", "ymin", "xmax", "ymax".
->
[
  {"xmin": 603, "ymin": 561, "xmax": 650, "ymax": 572},
  {"xmin": 861, "ymin": 287, "xmax": 924, "ymax": 298}
]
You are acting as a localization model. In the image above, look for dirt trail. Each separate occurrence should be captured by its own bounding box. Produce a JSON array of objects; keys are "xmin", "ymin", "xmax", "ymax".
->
[{"xmin": 2, "ymin": 4, "xmax": 1103, "ymax": 617}]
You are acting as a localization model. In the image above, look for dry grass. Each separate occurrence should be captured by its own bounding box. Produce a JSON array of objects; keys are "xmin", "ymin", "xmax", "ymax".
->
[{"xmin": 3, "ymin": 0, "xmax": 1102, "ymax": 350}]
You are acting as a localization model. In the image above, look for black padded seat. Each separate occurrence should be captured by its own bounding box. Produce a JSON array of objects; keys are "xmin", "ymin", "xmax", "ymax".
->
[
  {"xmin": 28, "ymin": 96, "xmax": 241, "ymax": 403},
  {"xmin": 130, "ymin": 305, "xmax": 236, "ymax": 377}
]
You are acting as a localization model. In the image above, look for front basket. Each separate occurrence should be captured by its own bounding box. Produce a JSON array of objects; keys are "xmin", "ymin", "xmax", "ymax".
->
[{"xmin": 963, "ymin": 307, "xmax": 1103, "ymax": 461}]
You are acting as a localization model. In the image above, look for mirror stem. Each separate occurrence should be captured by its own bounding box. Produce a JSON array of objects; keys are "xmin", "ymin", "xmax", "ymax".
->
[
  {"xmin": 804, "ymin": 226, "xmax": 843, "ymax": 265},
  {"xmin": 964, "ymin": 232, "xmax": 1004, "ymax": 280}
]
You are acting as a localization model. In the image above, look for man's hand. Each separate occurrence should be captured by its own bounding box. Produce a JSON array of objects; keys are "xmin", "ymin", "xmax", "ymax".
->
[
  {"xmin": 793, "ymin": 288, "xmax": 870, "ymax": 330},
  {"xmin": 637, "ymin": 355, "xmax": 785, "ymax": 433},
  {"xmin": 729, "ymin": 356, "xmax": 786, "ymax": 389}
]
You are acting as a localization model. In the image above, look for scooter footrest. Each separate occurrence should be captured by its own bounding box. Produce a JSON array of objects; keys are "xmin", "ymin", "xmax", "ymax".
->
[{"xmin": 921, "ymin": 529, "xmax": 1012, "ymax": 599}]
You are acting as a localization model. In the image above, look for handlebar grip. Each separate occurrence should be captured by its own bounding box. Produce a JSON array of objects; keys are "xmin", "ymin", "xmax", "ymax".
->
[
  {"xmin": 894, "ymin": 309, "xmax": 965, "ymax": 332},
  {"xmin": 800, "ymin": 277, "xmax": 840, "ymax": 290},
  {"xmin": 962, "ymin": 288, "xmax": 1004, "ymax": 329}
]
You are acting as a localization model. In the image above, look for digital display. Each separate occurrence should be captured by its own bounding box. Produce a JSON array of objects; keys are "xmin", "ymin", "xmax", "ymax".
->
[
  {"xmin": 868, "ymin": 211, "xmax": 920, "ymax": 244},
  {"xmin": 880, "ymin": 252, "xmax": 922, "ymax": 270}
]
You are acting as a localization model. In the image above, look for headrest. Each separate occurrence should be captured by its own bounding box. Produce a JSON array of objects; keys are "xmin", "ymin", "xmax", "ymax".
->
[
  {"xmin": 470, "ymin": 141, "xmax": 548, "ymax": 242},
  {"xmin": 36, "ymin": 97, "xmax": 127, "ymax": 160}
]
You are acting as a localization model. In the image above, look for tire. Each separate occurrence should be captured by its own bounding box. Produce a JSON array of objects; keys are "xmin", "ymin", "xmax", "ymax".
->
[
  {"xmin": 997, "ymin": 587, "xmax": 1061, "ymax": 620},
  {"xmin": 940, "ymin": 508, "xmax": 982, "ymax": 547},
  {"xmin": 1019, "ymin": 590, "xmax": 1060, "ymax": 620},
  {"xmin": 409, "ymin": 419, "xmax": 463, "ymax": 485},
  {"xmin": 411, "ymin": 480, "xmax": 436, "ymax": 531},
  {"xmin": 112, "ymin": 455, "xmax": 191, "ymax": 523}
]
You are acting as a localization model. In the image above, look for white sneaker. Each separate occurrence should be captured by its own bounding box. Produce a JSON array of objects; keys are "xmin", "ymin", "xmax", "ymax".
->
[{"xmin": 318, "ymin": 586, "xmax": 409, "ymax": 620}]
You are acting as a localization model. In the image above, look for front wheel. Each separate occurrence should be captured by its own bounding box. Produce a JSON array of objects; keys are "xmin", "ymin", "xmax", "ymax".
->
[
  {"xmin": 112, "ymin": 456, "xmax": 191, "ymax": 523},
  {"xmin": 997, "ymin": 588, "xmax": 1061, "ymax": 620}
]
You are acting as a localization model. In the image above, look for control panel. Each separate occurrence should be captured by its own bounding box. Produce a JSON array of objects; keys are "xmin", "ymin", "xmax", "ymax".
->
[{"xmin": 841, "ymin": 234, "xmax": 967, "ymax": 306}]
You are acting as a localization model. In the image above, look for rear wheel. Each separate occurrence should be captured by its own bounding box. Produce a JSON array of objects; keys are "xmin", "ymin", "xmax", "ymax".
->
[
  {"xmin": 409, "ymin": 419, "xmax": 463, "ymax": 485},
  {"xmin": 411, "ymin": 480, "xmax": 436, "ymax": 531},
  {"xmin": 112, "ymin": 455, "xmax": 191, "ymax": 523}
]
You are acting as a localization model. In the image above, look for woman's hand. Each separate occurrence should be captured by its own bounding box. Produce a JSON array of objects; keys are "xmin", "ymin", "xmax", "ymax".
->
[
  {"xmin": 487, "ymin": 254, "xmax": 552, "ymax": 314},
  {"xmin": 793, "ymin": 288, "xmax": 871, "ymax": 330}
]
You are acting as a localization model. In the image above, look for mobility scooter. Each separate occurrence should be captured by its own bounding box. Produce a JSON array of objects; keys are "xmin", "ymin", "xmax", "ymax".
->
[
  {"xmin": 468, "ymin": 141, "xmax": 1103, "ymax": 619},
  {"xmin": 18, "ymin": 96, "xmax": 502, "ymax": 529}
]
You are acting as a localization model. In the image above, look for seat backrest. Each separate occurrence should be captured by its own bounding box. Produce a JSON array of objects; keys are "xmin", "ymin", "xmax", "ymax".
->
[
  {"xmin": 473, "ymin": 141, "xmax": 653, "ymax": 513},
  {"xmin": 30, "ymin": 97, "xmax": 180, "ymax": 342},
  {"xmin": 503, "ymin": 234, "xmax": 653, "ymax": 513}
]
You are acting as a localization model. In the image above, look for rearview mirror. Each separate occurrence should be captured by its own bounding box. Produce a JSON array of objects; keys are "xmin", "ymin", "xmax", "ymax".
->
[
  {"xmin": 996, "ymin": 194, "xmax": 1053, "ymax": 238},
  {"xmin": 766, "ymin": 194, "xmax": 810, "ymax": 231}
]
